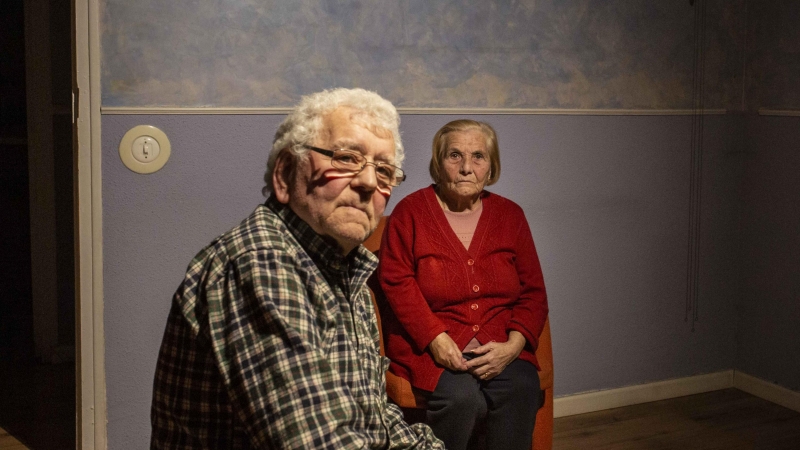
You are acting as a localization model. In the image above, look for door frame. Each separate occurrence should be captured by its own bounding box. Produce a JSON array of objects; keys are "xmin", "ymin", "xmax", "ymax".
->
[{"xmin": 74, "ymin": 0, "xmax": 106, "ymax": 447}]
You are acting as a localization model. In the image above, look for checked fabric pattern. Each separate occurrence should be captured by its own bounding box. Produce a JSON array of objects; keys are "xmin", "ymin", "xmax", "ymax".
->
[{"xmin": 151, "ymin": 196, "xmax": 444, "ymax": 449}]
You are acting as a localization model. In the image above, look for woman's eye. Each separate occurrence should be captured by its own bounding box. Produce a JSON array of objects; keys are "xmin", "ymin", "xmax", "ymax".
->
[
  {"xmin": 473, "ymin": 153, "xmax": 486, "ymax": 160},
  {"xmin": 448, "ymin": 152, "xmax": 461, "ymax": 160}
]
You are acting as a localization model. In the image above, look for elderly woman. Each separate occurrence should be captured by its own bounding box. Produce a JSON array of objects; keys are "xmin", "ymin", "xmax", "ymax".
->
[{"xmin": 378, "ymin": 120, "xmax": 548, "ymax": 450}]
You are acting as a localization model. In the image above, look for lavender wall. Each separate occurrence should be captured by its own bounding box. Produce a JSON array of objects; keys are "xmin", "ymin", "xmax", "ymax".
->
[
  {"xmin": 734, "ymin": 1, "xmax": 800, "ymax": 393},
  {"xmin": 103, "ymin": 113, "xmax": 740, "ymax": 447},
  {"xmin": 737, "ymin": 116, "xmax": 800, "ymax": 392}
]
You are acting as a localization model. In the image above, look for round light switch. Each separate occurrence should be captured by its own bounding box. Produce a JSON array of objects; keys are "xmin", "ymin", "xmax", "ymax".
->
[
  {"xmin": 119, "ymin": 125, "xmax": 171, "ymax": 174},
  {"xmin": 132, "ymin": 136, "xmax": 161, "ymax": 163}
]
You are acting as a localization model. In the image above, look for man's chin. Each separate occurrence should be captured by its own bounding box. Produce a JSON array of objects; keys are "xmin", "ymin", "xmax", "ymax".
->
[
  {"xmin": 327, "ymin": 223, "xmax": 373, "ymax": 252},
  {"xmin": 335, "ymin": 209, "xmax": 374, "ymax": 229}
]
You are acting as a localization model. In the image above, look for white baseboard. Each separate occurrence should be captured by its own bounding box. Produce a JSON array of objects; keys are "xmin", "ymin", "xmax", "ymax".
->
[
  {"xmin": 734, "ymin": 371, "xmax": 800, "ymax": 413},
  {"xmin": 553, "ymin": 370, "xmax": 734, "ymax": 418}
]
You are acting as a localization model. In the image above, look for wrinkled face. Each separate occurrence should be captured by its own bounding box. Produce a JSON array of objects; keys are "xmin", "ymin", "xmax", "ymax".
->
[
  {"xmin": 275, "ymin": 107, "xmax": 396, "ymax": 254},
  {"xmin": 438, "ymin": 129, "xmax": 492, "ymax": 202}
]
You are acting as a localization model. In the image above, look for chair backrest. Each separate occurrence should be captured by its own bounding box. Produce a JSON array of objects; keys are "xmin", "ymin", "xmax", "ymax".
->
[
  {"xmin": 363, "ymin": 217, "xmax": 387, "ymax": 355},
  {"xmin": 362, "ymin": 216, "xmax": 385, "ymax": 254}
]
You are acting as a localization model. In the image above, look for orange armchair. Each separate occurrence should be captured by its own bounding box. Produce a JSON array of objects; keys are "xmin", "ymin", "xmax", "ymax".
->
[{"xmin": 364, "ymin": 217, "xmax": 554, "ymax": 450}]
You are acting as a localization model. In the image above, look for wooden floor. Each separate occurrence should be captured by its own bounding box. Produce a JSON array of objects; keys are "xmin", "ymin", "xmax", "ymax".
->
[
  {"xmin": 553, "ymin": 388, "xmax": 800, "ymax": 449},
  {"xmin": 0, "ymin": 428, "xmax": 27, "ymax": 450},
  {"xmin": 0, "ymin": 376, "xmax": 797, "ymax": 450}
]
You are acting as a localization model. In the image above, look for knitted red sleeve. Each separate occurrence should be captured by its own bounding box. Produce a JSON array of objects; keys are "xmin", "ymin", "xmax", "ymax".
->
[
  {"xmin": 379, "ymin": 203, "xmax": 448, "ymax": 351},
  {"xmin": 506, "ymin": 210, "xmax": 549, "ymax": 351}
]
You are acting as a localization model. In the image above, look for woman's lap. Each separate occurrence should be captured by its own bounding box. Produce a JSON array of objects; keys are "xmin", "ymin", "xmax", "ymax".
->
[{"xmin": 425, "ymin": 359, "xmax": 540, "ymax": 450}]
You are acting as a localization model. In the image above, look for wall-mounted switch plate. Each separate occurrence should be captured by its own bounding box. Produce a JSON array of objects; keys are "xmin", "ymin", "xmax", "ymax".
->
[{"xmin": 119, "ymin": 125, "xmax": 171, "ymax": 174}]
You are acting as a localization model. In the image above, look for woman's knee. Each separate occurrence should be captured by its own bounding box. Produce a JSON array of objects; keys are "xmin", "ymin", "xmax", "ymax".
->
[
  {"xmin": 428, "ymin": 373, "xmax": 487, "ymax": 418},
  {"xmin": 431, "ymin": 387, "xmax": 485, "ymax": 418},
  {"xmin": 486, "ymin": 361, "xmax": 541, "ymax": 409},
  {"xmin": 505, "ymin": 360, "xmax": 540, "ymax": 392},
  {"xmin": 452, "ymin": 387, "xmax": 487, "ymax": 416}
]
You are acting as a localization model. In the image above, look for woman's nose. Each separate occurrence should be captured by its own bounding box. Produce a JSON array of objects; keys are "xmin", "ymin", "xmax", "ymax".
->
[{"xmin": 460, "ymin": 157, "xmax": 473, "ymax": 173}]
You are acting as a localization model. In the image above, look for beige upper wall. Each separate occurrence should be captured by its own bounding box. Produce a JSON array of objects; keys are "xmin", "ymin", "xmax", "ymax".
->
[
  {"xmin": 100, "ymin": 0, "xmax": 751, "ymax": 110},
  {"xmin": 745, "ymin": 2, "xmax": 800, "ymax": 111}
]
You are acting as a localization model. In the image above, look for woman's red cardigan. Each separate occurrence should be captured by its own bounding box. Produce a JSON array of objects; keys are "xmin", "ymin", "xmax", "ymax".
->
[{"xmin": 378, "ymin": 185, "xmax": 549, "ymax": 392}]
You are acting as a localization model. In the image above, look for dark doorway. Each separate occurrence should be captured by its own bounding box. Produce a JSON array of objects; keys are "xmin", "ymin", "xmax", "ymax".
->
[
  {"xmin": 0, "ymin": 0, "xmax": 33, "ymax": 363},
  {"xmin": 0, "ymin": 0, "xmax": 76, "ymax": 448}
]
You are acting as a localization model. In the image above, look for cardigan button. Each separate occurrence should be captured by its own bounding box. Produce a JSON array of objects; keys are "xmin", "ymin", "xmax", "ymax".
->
[
  {"xmin": 470, "ymin": 303, "xmax": 478, "ymax": 310},
  {"xmin": 467, "ymin": 259, "xmax": 475, "ymax": 266},
  {"xmin": 472, "ymin": 325, "xmax": 480, "ymax": 332},
  {"xmin": 472, "ymin": 285, "xmax": 479, "ymax": 293}
]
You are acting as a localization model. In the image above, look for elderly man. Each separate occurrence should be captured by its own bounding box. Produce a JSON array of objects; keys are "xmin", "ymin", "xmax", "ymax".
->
[{"xmin": 151, "ymin": 88, "xmax": 444, "ymax": 449}]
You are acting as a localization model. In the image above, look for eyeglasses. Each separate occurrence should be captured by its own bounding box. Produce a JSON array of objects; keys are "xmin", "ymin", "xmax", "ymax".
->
[{"xmin": 303, "ymin": 145, "xmax": 406, "ymax": 190}]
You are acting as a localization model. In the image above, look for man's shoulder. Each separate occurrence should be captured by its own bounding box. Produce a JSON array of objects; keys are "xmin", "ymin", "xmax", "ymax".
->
[
  {"xmin": 185, "ymin": 204, "xmax": 297, "ymax": 282},
  {"xmin": 220, "ymin": 204, "xmax": 290, "ymax": 256},
  {"xmin": 172, "ymin": 204, "xmax": 308, "ymax": 327}
]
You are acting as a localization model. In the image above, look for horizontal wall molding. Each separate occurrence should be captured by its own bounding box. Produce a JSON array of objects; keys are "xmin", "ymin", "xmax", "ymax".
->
[
  {"xmin": 100, "ymin": 106, "xmax": 728, "ymax": 116},
  {"xmin": 759, "ymin": 109, "xmax": 800, "ymax": 116},
  {"xmin": 400, "ymin": 108, "xmax": 728, "ymax": 116},
  {"xmin": 734, "ymin": 371, "xmax": 800, "ymax": 413},
  {"xmin": 102, "ymin": 107, "xmax": 294, "ymax": 115},
  {"xmin": 553, "ymin": 371, "xmax": 735, "ymax": 418}
]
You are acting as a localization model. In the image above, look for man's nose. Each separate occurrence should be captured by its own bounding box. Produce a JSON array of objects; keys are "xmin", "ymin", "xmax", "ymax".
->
[{"xmin": 352, "ymin": 163, "xmax": 379, "ymax": 191}]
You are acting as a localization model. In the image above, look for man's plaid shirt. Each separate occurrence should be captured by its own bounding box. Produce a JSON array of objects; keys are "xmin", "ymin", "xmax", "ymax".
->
[{"xmin": 151, "ymin": 196, "xmax": 444, "ymax": 449}]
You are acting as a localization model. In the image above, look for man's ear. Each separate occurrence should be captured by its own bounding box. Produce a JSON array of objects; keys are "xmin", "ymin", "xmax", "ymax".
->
[{"xmin": 272, "ymin": 149, "xmax": 295, "ymax": 204}]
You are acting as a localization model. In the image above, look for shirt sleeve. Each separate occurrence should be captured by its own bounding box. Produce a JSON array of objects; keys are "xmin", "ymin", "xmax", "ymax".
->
[
  {"xmin": 507, "ymin": 212, "xmax": 549, "ymax": 351},
  {"xmin": 366, "ymin": 298, "xmax": 445, "ymax": 450},
  {"xmin": 206, "ymin": 252, "xmax": 368, "ymax": 449},
  {"xmin": 383, "ymin": 401, "xmax": 445, "ymax": 450},
  {"xmin": 378, "ymin": 212, "xmax": 449, "ymax": 351}
]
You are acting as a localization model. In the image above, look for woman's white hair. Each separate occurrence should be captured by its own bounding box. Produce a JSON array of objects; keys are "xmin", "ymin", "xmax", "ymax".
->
[{"xmin": 263, "ymin": 88, "xmax": 403, "ymax": 195}]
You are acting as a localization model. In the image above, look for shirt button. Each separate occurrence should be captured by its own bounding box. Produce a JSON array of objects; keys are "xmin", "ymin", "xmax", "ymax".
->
[
  {"xmin": 470, "ymin": 303, "xmax": 478, "ymax": 310},
  {"xmin": 472, "ymin": 325, "xmax": 480, "ymax": 332},
  {"xmin": 472, "ymin": 285, "xmax": 480, "ymax": 293},
  {"xmin": 467, "ymin": 259, "xmax": 475, "ymax": 266}
]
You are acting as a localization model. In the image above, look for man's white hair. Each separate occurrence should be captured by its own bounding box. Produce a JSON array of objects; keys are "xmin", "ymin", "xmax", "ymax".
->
[{"xmin": 263, "ymin": 88, "xmax": 403, "ymax": 195}]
